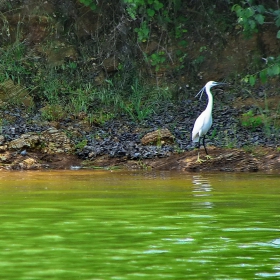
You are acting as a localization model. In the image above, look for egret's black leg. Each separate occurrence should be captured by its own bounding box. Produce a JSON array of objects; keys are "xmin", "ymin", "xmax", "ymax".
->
[
  {"xmin": 202, "ymin": 135, "xmax": 208, "ymax": 155},
  {"xmin": 196, "ymin": 137, "xmax": 201, "ymax": 149},
  {"xmin": 195, "ymin": 137, "xmax": 204, "ymax": 163}
]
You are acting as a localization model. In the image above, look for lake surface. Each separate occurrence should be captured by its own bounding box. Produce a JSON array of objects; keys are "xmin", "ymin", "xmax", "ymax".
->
[{"xmin": 0, "ymin": 170, "xmax": 280, "ymax": 279}]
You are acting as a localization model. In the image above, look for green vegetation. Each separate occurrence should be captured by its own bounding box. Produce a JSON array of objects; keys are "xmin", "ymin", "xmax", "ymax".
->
[
  {"xmin": 75, "ymin": 139, "xmax": 88, "ymax": 150},
  {"xmin": 79, "ymin": 0, "xmax": 97, "ymax": 11},
  {"xmin": 0, "ymin": 0, "xmax": 279, "ymax": 134},
  {"xmin": 232, "ymin": 1, "xmax": 280, "ymax": 85},
  {"xmin": 41, "ymin": 104, "xmax": 66, "ymax": 121},
  {"xmin": 149, "ymin": 52, "xmax": 166, "ymax": 72},
  {"xmin": 0, "ymin": 43, "xmax": 30, "ymax": 85},
  {"xmin": 241, "ymin": 110, "xmax": 263, "ymax": 130},
  {"xmin": 211, "ymin": 125, "xmax": 238, "ymax": 149}
]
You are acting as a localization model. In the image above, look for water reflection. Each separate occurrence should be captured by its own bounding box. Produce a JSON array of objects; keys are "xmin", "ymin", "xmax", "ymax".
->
[
  {"xmin": 192, "ymin": 175, "xmax": 212, "ymax": 196},
  {"xmin": 192, "ymin": 175, "xmax": 214, "ymax": 209}
]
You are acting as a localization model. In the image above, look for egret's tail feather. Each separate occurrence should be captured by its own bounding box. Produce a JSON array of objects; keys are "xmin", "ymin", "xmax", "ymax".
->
[{"xmin": 192, "ymin": 134, "xmax": 199, "ymax": 143}]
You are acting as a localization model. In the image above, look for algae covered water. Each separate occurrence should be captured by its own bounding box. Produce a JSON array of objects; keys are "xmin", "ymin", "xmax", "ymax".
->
[{"xmin": 0, "ymin": 170, "xmax": 279, "ymax": 279}]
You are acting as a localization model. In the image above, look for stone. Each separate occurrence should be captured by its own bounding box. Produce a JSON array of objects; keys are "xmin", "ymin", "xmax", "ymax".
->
[
  {"xmin": 0, "ymin": 145, "xmax": 8, "ymax": 152},
  {"xmin": 0, "ymin": 135, "xmax": 5, "ymax": 146},
  {"xmin": 141, "ymin": 128, "xmax": 175, "ymax": 146},
  {"xmin": 103, "ymin": 56, "xmax": 119, "ymax": 72},
  {"xmin": 7, "ymin": 127, "xmax": 74, "ymax": 155},
  {"xmin": 19, "ymin": 158, "xmax": 39, "ymax": 170},
  {"xmin": 40, "ymin": 129, "xmax": 74, "ymax": 154},
  {"xmin": 8, "ymin": 134, "xmax": 40, "ymax": 149},
  {"xmin": 0, "ymin": 155, "xmax": 7, "ymax": 161}
]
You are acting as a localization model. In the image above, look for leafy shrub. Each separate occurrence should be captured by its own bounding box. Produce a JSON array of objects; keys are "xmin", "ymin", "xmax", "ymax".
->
[
  {"xmin": 240, "ymin": 110, "xmax": 263, "ymax": 130},
  {"xmin": 232, "ymin": 1, "xmax": 280, "ymax": 85},
  {"xmin": 40, "ymin": 104, "xmax": 66, "ymax": 121}
]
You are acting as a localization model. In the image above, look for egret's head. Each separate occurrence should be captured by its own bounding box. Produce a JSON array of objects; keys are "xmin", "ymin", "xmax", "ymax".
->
[
  {"xmin": 207, "ymin": 81, "xmax": 227, "ymax": 88},
  {"xmin": 195, "ymin": 81, "xmax": 226, "ymax": 100}
]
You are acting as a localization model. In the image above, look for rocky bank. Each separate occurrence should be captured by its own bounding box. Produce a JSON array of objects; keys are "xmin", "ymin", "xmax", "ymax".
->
[{"xmin": 1, "ymin": 94, "xmax": 280, "ymax": 172}]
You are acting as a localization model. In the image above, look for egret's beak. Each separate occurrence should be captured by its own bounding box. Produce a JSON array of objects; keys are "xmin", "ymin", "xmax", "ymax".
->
[{"xmin": 215, "ymin": 82, "xmax": 227, "ymax": 86}]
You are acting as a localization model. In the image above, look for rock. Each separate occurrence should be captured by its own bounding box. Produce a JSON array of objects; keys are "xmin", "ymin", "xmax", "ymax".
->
[
  {"xmin": 141, "ymin": 128, "xmax": 175, "ymax": 146},
  {"xmin": 0, "ymin": 145, "xmax": 8, "ymax": 152},
  {"xmin": 0, "ymin": 154, "xmax": 8, "ymax": 162},
  {"xmin": 20, "ymin": 150, "xmax": 28, "ymax": 156},
  {"xmin": 8, "ymin": 133, "xmax": 40, "ymax": 149},
  {"xmin": 19, "ymin": 158, "xmax": 40, "ymax": 170},
  {"xmin": 102, "ymin": 56, "xmax": 119, "ymax": 72},
  {"xmin": 7, "ymin": 127, "xmax": 74, "ymax": 155},
  {"xmin": 0, "ymin": 135, "xmax": 5, "ymax": 145},
  {"xmin": 40, "ymin": 128, "xmax": 74, "ymax": 154}
]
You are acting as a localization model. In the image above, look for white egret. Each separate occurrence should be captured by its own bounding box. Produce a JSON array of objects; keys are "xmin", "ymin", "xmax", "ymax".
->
[{"xmin": 192, "ymin": 81, "xmax": 226, "ymax": 162}]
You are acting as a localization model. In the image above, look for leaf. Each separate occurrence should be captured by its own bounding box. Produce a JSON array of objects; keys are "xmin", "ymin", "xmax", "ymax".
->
[
  {"xmin": 275, "ymin": 16, "xmax": 280, "ymax": 27},
  {"xmin": 249, "ymin": 75, "xmax": 256, "ymax": 86},
  {"xmin": 277, "ymin": 30, "xmax": 280, "ymax": 39},
  {"xmin": 242, "ymin": 76, "xmax": 249, "ymax": 83},
  {"xmin": 255, "ymin": 14, "xmax": 265, "ymax": 25},
  {"xmin": 153, "ymin": 1, "xmax": 163, "ymax": 10},
  {"xmin": 271, "ymin": 64, "xmax": 280, "ymax": 75},
  {"xmin": 245, "ymin": 7, "xmax": 255, "ymax": 17},
  {"xmin": 256, "ymin": 5, "xmax": 265, "ymax": 14},
  {"xmin": 259, "ymin": 70, "xmax": 267, "ymax": 83},
  {"xmin": 147, "ymin": 8, "xmax": 155, "ymax": 17},
  {"xmin": 266, "ymin": 64, "xmax": 280, "ymax": 76},
  {"xmin": 249, "ymin": 19, "xmax": 256, "ymax": 30},
  {"xmin": 179, "ymin": 40, "xmax": 188, "ymax": 47},
  {"xmin": 267, "ymin": 66, "xmax": 274, "ymax": 76},
  {"xmin": 89, "ymin": 3, "xmax": 97, "ymax": 10},
  {"xmin": 231, "ymin": 4, "xmax": 241, "ymax": 12},
  {"xmin": 79, "ymin": 0, "xmax": 97, "ymax": 10}
]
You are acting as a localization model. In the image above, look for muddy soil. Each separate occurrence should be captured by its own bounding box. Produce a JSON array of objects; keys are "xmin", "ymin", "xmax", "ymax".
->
[
  {"xmin": 2, "ymin": 147, "xmax": 279, "ymax": 172},
  {"xmin": 91, "ymin": 147, "xmax": 280, "ymax": 172}
]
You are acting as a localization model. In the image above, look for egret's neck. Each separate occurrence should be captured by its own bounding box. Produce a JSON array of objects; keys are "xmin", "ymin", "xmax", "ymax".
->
[{"xmin": 205, "ymin": 85, "xmax": 213, "ymax": 113}]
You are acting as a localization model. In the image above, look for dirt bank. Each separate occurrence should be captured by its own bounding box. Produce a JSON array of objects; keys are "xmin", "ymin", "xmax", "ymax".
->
[
  {"xmin": 1, "ymin": 147, "xmax": 279, "ymax": 172},
  {"xmin": 94, "ymin": 147, "xmax": 280, "ymax": 172}
]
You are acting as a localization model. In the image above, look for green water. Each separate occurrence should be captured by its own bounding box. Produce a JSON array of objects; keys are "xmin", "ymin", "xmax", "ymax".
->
[{"xmin": 0, "ymin": 171, "xmax": 280, "ymax": 280}]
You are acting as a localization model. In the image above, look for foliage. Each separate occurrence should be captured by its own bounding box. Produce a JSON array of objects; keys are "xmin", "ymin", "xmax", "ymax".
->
[
  {"xmin": 223, "ymin": 130, "xmax": 236, "ymax": 149},
  {"xmin": 79, "ymin": 0, "xmax": 97, "ymax": 11},
  {"xmin": 232, "ymin": 3, "xmax": 265, "ymax": 37},
  {"xmin": 242, "ymin": 57, "xmax": 280, "ymax": 86},
  {"xmin": 75, "ymin": 139, "xmax": 88, "ymax": 150},
  {"xmin": 0, "ymin": 43, "xmax": 31, "ymax": 85},
  {"xmin": 149, "ymin": 51, "xmax": 166, "ymax": 71},
  {"xmin": 119, "ymin": 79, "xmax": 155, "ymax": 122},
  {"xmin": 124, "ymin": 0, "xmax": 164, "ymax": 22},
  {"xmin": 40, "ymin": 104, "xmax": 66, "ymax": 121},
  {"xmin": 121, "ymin": 0, "xmax": 188, "ymax": 71},
  {"xmin": 211, "ymin": 124, "xmax": 238, "ymax": 149},
  {"xmin": 232, "ymin": 1, "xmax": 280, "ymax": 38},
  {"xmin": 232, "ymin": 1, "xmax": 280, "ymax": 85},
  {"xmin": 3, "ymin": 0, "xmax": 280, "ymax": 128},
  {"xmin": 240, "ymin": 110, "xmax": 263, "ymax": 130},
  {"xmin": 87, "ymin": 111, "xmax": 115, "ymax": 125},
  {"xmin": 134, "ymin": 21, "xmax": 150, "ymax": 42},
  {"xmin": 72, "ymin": 0, "xmax": 233, "ymax": 84},
  {"xmin": 191, "ymin": 46, "xmax": 206, "ymax": 71}
]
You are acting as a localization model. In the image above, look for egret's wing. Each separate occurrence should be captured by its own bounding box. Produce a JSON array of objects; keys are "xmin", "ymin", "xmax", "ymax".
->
[{"xmin": 192, "ymin": 111, "xmax": 206, "ymax": 142}]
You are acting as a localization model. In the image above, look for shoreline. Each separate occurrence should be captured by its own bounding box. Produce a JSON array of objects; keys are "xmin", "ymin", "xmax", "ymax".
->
[{"xmin": 1, "ymin": 146, "xmax": 279, "ymax": 172}]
